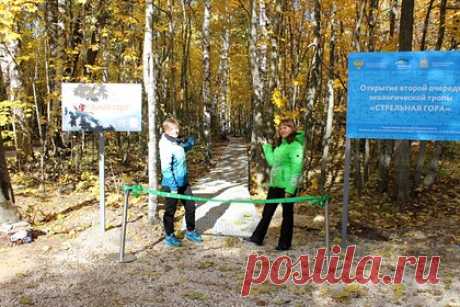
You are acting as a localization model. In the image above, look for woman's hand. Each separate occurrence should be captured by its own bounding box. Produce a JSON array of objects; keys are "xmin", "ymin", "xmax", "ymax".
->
[
  {"xmin": 261, "ymin": 143, "xmax": 275, "ymax": 167},
  {"xmin": 261, "ymin": 142, "xmax": 272, "ymax": 148}
]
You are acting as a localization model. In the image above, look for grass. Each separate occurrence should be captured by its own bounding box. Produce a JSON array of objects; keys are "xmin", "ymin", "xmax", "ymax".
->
[
  {"xmin": 326, "ymin": 283, "xmax": 369, "ymax": 303},
  {"xmin": 198, "ymin": 260, "xmax": 215, "ymax": 270},
  {"xmin": 183, "ymin": 291, "xmax": 208, "ymax": 301},
  {"xmin": 224, "ymin": 237, "xmax": 240, "ymax": 248}
]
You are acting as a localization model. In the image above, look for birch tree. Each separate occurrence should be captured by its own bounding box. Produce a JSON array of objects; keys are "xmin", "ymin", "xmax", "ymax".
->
[
  {"xmin": 266, "ymin": 0, "xmax": 281, "ymax": 139},
  {"xmin": 0, "ymin": 63, "xmax": 18, "ymax": 223},
  {"xmin": 0, "ymin": 133, "xmax": 18, "ymax": 224},
  {"xmin": 168, "ymin": 0, "xmax": 177, "ymax": 117},
  {"xmin": 258, "ymin": 0, "xmax": 270, "ymax": 139},
  {"xmin": 303, "ymin": 0, "xmax": 321, "ymax": 184},
  {"xmin": 216, "ymin": 6, "xmax": 231, "ymax": 138},
  {"xmin": 4, "ymin": 32, "xmax": 34, "ymax": 169},
  {"xmin": 320, "ymin": 1, "xmax": 336, "ymax": 193},
  {"xmin": 249, "ymin": 0, "xmax": 268, "ymax": 193},
  {"xmin": 180, "ymin": 0, "xmax": 192, "ymax": 116},
  {"xmin": 143, "ymin": 0, "xmax": 158, "ymax": 224},
  {"xmin": 202, "ymin": 0, "xmax": 212, "ymax": 161}
]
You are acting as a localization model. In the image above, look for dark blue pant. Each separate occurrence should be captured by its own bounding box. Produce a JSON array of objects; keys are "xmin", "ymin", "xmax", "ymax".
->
[
  {"xmin": 250, "ymin": 187, "xmax": 294, "ymax": 249},
  {"xmin": 162, "ymin": 185, "xmax": 196, "ymax": 235}
]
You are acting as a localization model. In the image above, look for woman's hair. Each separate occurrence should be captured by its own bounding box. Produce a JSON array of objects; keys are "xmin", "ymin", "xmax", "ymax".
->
[
  {"xmin": 275, "ymin": 119, "xmax": 297, "ymax": 147},
  {"xmin": 162, "ymin": 117, "xmax": 179, "ymax": 132}
]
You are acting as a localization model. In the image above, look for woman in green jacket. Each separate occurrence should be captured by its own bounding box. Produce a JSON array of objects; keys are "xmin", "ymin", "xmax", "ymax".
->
[{"xmin": 248, "ymin": 119, "xmax": 304, "ymax": 250}]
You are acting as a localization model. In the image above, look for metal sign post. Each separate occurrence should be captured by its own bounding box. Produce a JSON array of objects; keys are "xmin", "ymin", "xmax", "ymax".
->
[
  {"xmin": 341, "ymin": 137, "xmax": 352, "ymax": 246},
  {"xmin": 98, "ymin": 131, "xmax": 105, "ymax": 234},
  {"xmin": 324, "ymin": 199, "xmax": 330, "ymax": 263},
  {"xmin": 119, "ymin": 190, "xmax": 136, "ymax": 263}
]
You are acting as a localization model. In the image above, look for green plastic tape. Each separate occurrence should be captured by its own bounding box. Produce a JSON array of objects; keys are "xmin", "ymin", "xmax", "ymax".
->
[{"xmin": 122, "ymin": 185, "xmax": 331, "ymax": 208}]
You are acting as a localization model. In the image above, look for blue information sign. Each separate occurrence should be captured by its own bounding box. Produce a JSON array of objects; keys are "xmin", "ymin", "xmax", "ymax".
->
[{"xmin": 347, "ymin": 51, "xmax": 460, "ymax": 140}]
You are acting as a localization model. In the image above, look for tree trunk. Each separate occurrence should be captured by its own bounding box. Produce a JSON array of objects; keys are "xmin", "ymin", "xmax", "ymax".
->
[
  {"xmin": 45, "ymin": 0, "xmax": 59, "ymax": 151},
  {"xmin": 144, "ymin": 0, "xmax": 158, "ymax": 224},
  {"xmin": 287, "ymin": 1, "xmax": 301, "ymax": 111},
  {"xmin": 378, "ymin": 0, "xmax": 396, "ymax": 191},
  {"xmin": 399, "ymin": 0, "xmax": 414, "ymax": 51},
  {"xmin": 0, "ymin": 67, "xmax": 14, "ymax": 208},
  {"xmin": 351, "ymin": 0, "xmax": 366, "ymax": 194},
  {"xmin": 389, "ymin": 0, "xmax": 397, "ymax": 38},
  {"xmin": 202, "ymin": 0, "xmax": 212, "ymax": 161},
  {"xmin": 249, "ymin": 0, "xmax": 268, "ymax": 194},
  {"xmin": 378, "ymin": 140, "xmax": 392, "ymax": 193},
  {"xmin": 267, "ymin": 0, "xmax": 281, "ymax": 139},
  {"xmin": 414, "ymin": 142, "xmax": 426, "ymax": 187},
  {"xmin": 420, "ymin": 0, "xmax": 435, "ymax": 50},
  {"xmin": 414, "ymin": 0, "xmax": 435, "ymax": 188},
  {"xmin": 258, "ymin": 0, "xmax": 270, "ymax": 138},
  {"xmin": 168, "ymin": 0, "xmax": 177, "ymax": 117},
  {"xmin": 423, "ymin": 142, "xmax": 442, "ymax": 188},
  {"xmin": 353, "ymin": 0, "xmax": 366, "ymax": 52},
  {"xmin": 217, "ymin": 8, "xmax": 231, "ymax": 138},
  {"xmin": 180, "ymin": 0, "xmax": 192, "ymax": 115},
  {"xmin": 423, "ymin": 0, "xmax": 449, "ymax": 188},
  {"xmin": 303, "ymin": 0, "xmax": 321, "ymax": 186},
  {"xmin": 6, "ymin": 36, "xmax": 34, "ymax": 168},
  {"xmin": 436, "ymin": 0, "xmax": 448, "ymax": 50},
  {"xmin": 319, "ymin": 2, "xmax": 336, "ymax": 193},
  {"xmin": 363, "ymin": 0, "xmax": 379, "ymax": 186},
  {"xmin": 394, "ymin": 0, "xmax": 414, "ymax": 204},
  {"xmin": 367, "ymin": 0, "xmax": 379, "ymax": 52},
  {"xmin": 0, "ymin": 133, "xmax": 19, "ymax": 224}
]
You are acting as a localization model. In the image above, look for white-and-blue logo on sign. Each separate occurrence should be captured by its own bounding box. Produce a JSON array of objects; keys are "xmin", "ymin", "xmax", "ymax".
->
[
  {"xmin": 395, "ymin": 58, "xmax": 410, "ymax": 69},
  {"xmin": 347, "ymin": 51, "xmax": 460, "ymax": 141}
]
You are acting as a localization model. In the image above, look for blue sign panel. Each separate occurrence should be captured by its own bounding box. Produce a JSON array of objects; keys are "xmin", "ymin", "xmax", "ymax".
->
[{"xmin": 347, "ymin": 51, "xmax": 460, "ymax": 140}]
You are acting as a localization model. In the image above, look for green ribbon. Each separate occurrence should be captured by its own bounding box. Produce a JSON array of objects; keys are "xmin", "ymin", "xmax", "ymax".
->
[{"xmin": 122, "ymin": 185, "xmax": 331, "ymax": 208}]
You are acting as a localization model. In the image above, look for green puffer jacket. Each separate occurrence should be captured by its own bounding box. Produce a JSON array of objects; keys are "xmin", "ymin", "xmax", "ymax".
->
[{"xmin": 262, "ymin": 131, "xmax": 305, "ymax": 195}]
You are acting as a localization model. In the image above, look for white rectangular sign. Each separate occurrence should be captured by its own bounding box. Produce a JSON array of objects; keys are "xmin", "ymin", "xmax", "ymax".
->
[{"xmin": 62, "ymin": 83, "xmax": 142, "ymax": 132}]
